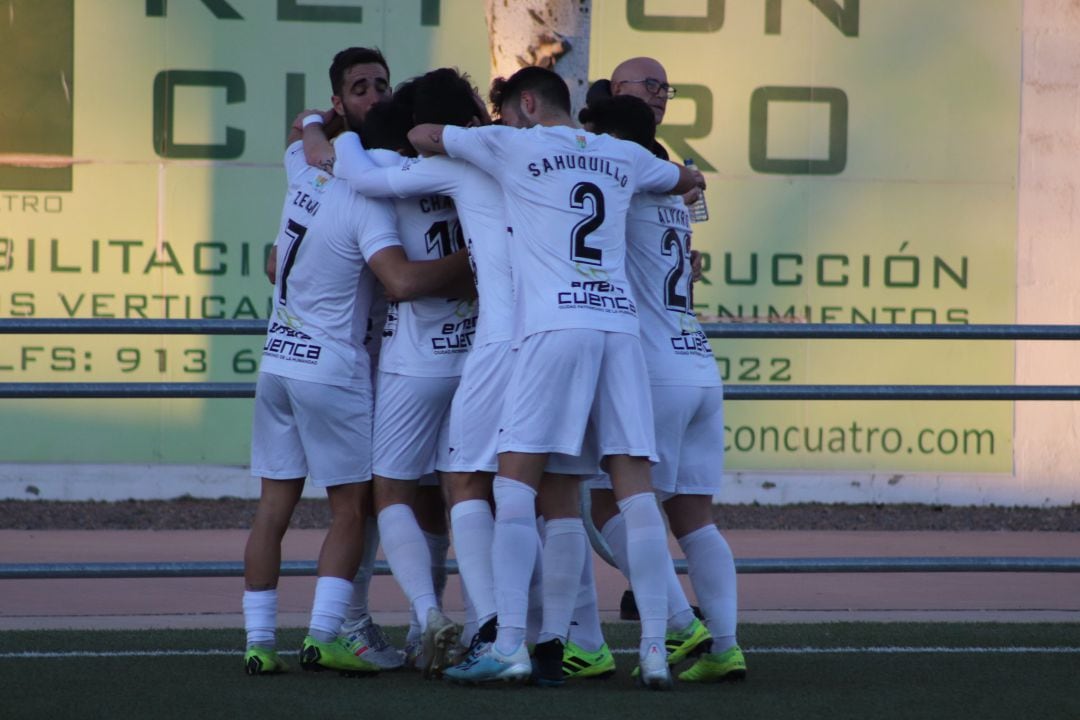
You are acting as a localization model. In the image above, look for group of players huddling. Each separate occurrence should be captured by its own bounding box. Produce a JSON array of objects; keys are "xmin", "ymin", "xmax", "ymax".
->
[{"xmin": 241, "ymin": 46, "xmax": 745, "ymax": 691}]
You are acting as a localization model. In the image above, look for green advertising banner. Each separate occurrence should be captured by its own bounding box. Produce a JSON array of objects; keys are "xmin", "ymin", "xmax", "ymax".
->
[
  {"xmin": 0, "ymin": 0, "xmax": 1019, "ymax": 476},
  {"xmin": 592, "ymin": 0, "xmax": 1020, "ymax": 472},
  {"xmin": 0, "ymin": 0, "xmax": 490, "ymax": 465}
]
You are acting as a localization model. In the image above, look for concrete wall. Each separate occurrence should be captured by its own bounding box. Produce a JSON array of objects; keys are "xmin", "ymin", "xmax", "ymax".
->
[{"xmin": 1014, "ymin": 0, "xmax": 1080, "ymax": 505}]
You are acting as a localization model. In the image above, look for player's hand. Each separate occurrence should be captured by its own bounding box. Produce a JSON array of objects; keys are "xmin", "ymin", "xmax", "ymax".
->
[
  {"xmin": 690, "ymin": 249, "xmax": 703, "ymax": 283},
  {"xmin": 688, "ymin": 167, "xmax": 706, "ymax": 190},
  {"xmin": 291, "ymin": 108, "xmax": 333, "ymax": 133},
  {"xmin": 682, "ymin": 186, "xmax": 703, "ymax": 207}
]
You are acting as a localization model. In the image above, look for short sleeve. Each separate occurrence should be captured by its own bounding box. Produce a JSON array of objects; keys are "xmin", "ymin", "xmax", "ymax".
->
[
  {"xmin": 628, "ymin": 141, "xmax": 680, "ymax": 194},
  {"xmin": 283, "ymin": 140, "xmax": 308, "ymax": 182},
  {"xmin": 442, "ymin": 125, "xmax": 511, "ymax": 178},
  {"xmin": 355, "ymin": 196, "xmax": 402, "ymax": 262}
]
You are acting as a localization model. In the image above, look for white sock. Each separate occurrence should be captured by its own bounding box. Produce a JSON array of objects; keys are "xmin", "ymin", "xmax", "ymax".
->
[
  {"xmin": 617, "ymin": 492, "xmax": 674, "ymax": 653},
  {"xmin": 460, "ymin": 583, "xmax": 478, "ymax": 648},
  {"xmin": 308, "ymin": 576, "xmax": 353, "ymax": 642},
  {"xmin": 599, "ymin": 513, "xmax": 630, "ymax": 577},
  {"xmin": 666, "ymin": 563, "xmax": 696, "ymax": 633},
  {"xmin": 600, "ymin": 511, "xmax": 693, "ymax": 633},
  {"xmin": 243, "ymin": 589, "xmax": 277, "ymax": 650},
  {"xmin": 450, "ymin": 499, "xmax": 497, "ymax": 625},
  {"xmin": 491, "ymin": 476, "xmax": 538, "ymax": 655},
  {"xmin": 537, "ymin": 517, "xmax": 586, "ymax": 645},
  {"xmin": 378, "ymin": 503, "xmax": 437, "ymax": 630},
  {"xmin": 526, "ymin": 529, "xmax": 543, "ymax": 647},
  {"xmin": 423, "ymin": 529, "xmax": 450, "ymax": 603},
  {"xmin": 406, "ymin": 608, "xmax": 421, "ymax": 647},
  {"xmin": 343, "ymin": 520, "xmax": 380, "ymax": 630},
  {"xmin": 567, "ymin": 541, "xmax": 605, "ymax": 653},
  {"xmin": 679, "ymin": 524, "xmax": 738, "ymax": 650}
]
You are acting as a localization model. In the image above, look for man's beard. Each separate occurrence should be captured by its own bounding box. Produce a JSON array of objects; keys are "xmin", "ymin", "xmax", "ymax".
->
[{"xmin": 343, "ymin": 106, "xmax": 363, "ymax": 132}]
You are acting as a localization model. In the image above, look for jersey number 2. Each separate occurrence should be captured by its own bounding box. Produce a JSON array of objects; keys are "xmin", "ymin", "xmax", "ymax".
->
[
  {"xmin": 661, "ymin": 228, "xmax": 692, "ymax": 313},
  {"xmin": 569, "ymin": 182, "xmax": 605, "ymax": 266}
]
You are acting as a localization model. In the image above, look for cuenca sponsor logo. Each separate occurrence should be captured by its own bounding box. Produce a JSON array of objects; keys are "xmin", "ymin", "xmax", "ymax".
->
[
  {"xmin": 267, "ymin": 321, "xmax": 311, "ymax": 340},
  {"xmin": 262, "ymin": 335, "xmax": 322, "ymax": 364},
  {"xmin": 557, "ymin": 280, "xmax": 636, "ymax": 314},
  {"xmin": 670, "ymin": 330, "xmax": 712, "ymax": 355}
]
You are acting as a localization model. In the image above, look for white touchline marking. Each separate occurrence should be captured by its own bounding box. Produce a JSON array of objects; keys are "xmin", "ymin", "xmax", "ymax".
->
[
  {"xmin": 612, "ymin": 646, "xmax": 1080, "ymax": 655},
  {"xmin": 2, "ymin": 646, "xmax": 1079, "ymax": 659}
]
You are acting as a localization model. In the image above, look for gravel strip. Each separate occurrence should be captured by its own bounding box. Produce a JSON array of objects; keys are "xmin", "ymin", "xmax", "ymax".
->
[{"xmin": 1, "ymin": 498, "xmax": 1077, "ymax": 531}]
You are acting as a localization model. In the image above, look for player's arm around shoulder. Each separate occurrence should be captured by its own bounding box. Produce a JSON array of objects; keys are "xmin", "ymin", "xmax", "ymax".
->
[
  {"xmin": 296, "ymin": 109, "xmax": 341, "ymax": 174},
  {"xmin": 631, "ymin": 140, "xmax": 705, "ymax": 196},
  {"xmin": 408, "ymin": 123, "xmax": 448, "ymax": 156},
  {"xmin": 366, "ymin": 245, "xmax": 473, "ymax": 303},
  {"xmin": 672, "ymin": 162, "xmax": 706, "ymax": 196}
]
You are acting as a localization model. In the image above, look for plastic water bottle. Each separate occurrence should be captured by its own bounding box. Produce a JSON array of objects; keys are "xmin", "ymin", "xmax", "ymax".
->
[{"xmin": 683, "ymin": 157, "xmax": 709, "ymax": 223}]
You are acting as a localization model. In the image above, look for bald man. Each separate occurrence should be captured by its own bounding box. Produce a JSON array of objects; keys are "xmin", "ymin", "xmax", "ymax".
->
[{"xmin": 611, "ymin": 57, "xmax": 675, "ymax": 128}]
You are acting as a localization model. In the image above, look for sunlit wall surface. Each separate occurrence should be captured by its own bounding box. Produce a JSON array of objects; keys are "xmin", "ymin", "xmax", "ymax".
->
[{"xmin": 0, "ymin": 1, "xmax": 1019, "ymax": 476}]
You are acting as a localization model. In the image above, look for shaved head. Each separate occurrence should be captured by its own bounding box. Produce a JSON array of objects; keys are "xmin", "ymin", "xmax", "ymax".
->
[
  {"xmin": 611, "ymin": 57, "xmax": 667, "ymax": 86},
  {"xmin": 610, "ymin": 57, "xmax": 670, "ymax": 125}
]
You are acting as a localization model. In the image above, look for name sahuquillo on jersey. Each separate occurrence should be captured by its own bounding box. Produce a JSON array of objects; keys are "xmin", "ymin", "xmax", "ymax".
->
[{"xmin": 528, "ymin": 155, "xmax": 630, "ymax": 187}]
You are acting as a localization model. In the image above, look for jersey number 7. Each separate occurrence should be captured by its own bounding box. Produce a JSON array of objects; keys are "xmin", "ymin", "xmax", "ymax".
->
[{"xmin": 279, "ymin": 219, "xmax": 308, "ymax": 304}]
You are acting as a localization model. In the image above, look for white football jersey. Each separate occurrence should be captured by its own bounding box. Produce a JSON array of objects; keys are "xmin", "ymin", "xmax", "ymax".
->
[
  {"xmin": 260, "ymin": 141, "xmax": 400, "ymax": 387},
  {"xmin": 626, "ymin": 192, "xmax": 721, "ymax": 387},
  {"xmin": 442, "ymin": 124, "xmax": 680, "ymax": 339},
  {"xmin": 334, "ymin": 133, "xmax": 512, "ymax": 348},
  {"xmin": 366, "ymin": 148, "xmax": 477, "ymax": 377}
]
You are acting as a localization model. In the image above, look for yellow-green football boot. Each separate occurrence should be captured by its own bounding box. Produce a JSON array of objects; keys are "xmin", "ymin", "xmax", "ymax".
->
[
  {"xmin": 244, "ymin": 646, "xmax": 289, "ymax": 676},
  {"xmin": 665, "ymin": 617, "xmax": 712, "ymax": 665},
  {"xmin": 300, "ymin": 635, "xmax": 380, "ymax": 677},
  {"xmin": 678, "ymin": 645, "xmax": 747, "ymax": 683},
  {"xmin": 561, "ymin": 640, "xmax": 616, "ymax": 679},
  {"xmin": 632, "ymin": 617, "xmax": 713, "ymax": 678}
]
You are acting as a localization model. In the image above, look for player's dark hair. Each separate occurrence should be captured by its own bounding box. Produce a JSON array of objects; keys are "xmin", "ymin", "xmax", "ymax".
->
[
  {"xmin": 361, "ymin": 79, "xmax": 417, "ymax": 156},
  {"xmin": 490, "ymin": 66, "xmax": 571, "ymax": 116},
  {"xmin": 578, "ymin": 95, "xmax": 656, "ymax": 151},
  {"xmin": 329, "ymin": 47, "xmax": 390, "ymax": 95},
  {"xmin": 585, "ymin": 78, "xmax": 613, "ymax": 107},
  {"xmin": 413, "ymin": 68, "xmax": 482, "ymax": 127},
  {"xmin": 391, "ymin": 77, "xmax": 418, "ymax": 114}
]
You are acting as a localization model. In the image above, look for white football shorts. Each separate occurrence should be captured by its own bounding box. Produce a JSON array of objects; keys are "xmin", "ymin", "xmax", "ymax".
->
[
  {"xmin": 440, "ymin": 341, "xmax": 510, "ymax": 473},
  {"xmin": 497, "ymin": 329, "xmax": 656, "ymax": 462},
  {"xmin": 441, "ymin": 340, "xmax": 600, "ymax": 475},
  {"xmin": 586, "ymin": 384, "xmax": 724, "ymax": 497},
  {"xmin": 250, "ymin": 372, "xmax": 373, "ymax": 487},
  {"xmin": 372, "ymin": 371, "xmax": 459, "ymax": 480}
]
